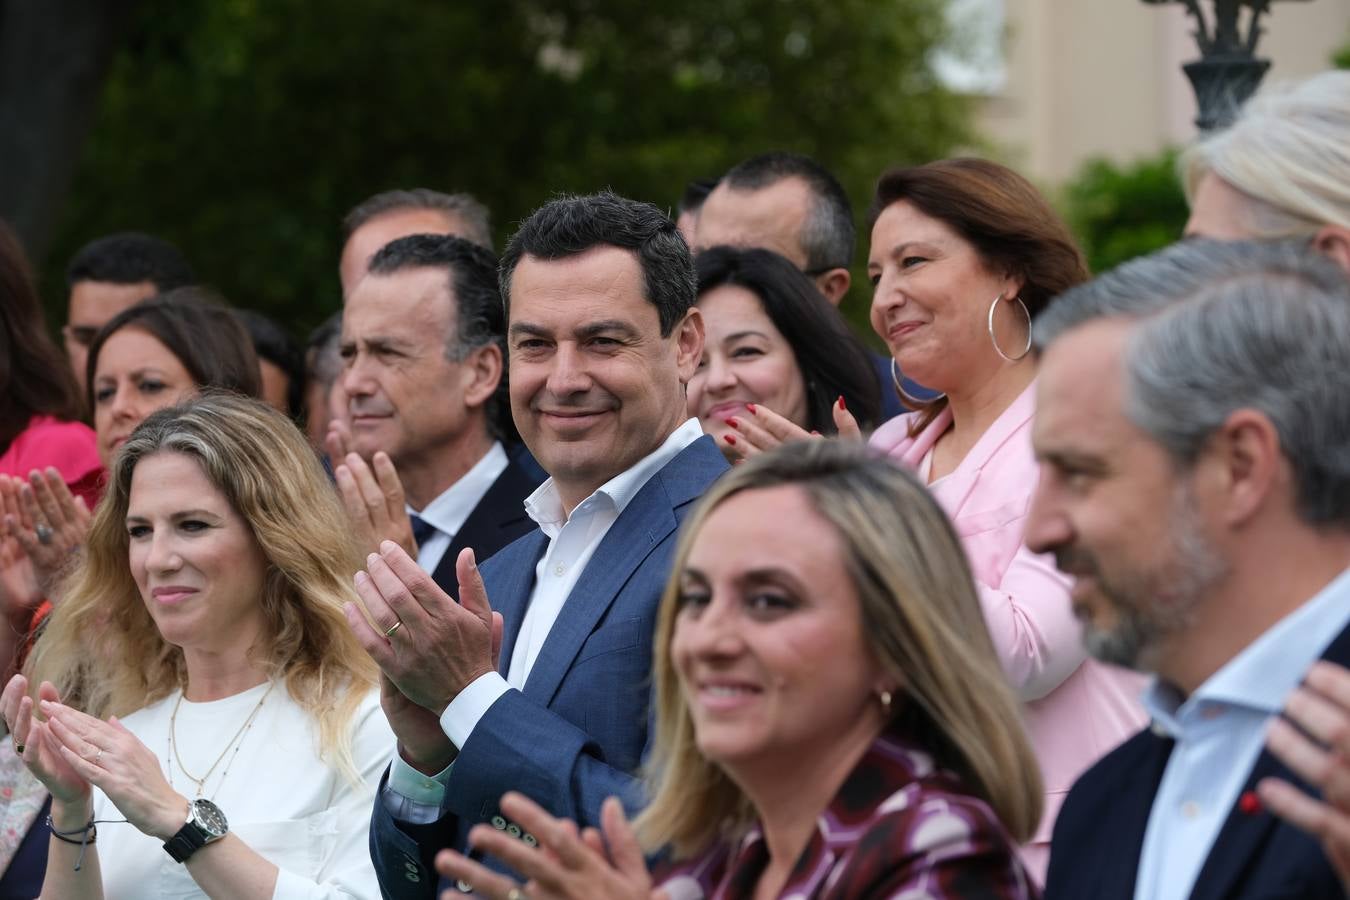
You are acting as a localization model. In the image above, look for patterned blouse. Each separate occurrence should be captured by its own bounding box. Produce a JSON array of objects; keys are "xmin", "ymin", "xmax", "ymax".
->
[{"xmin": 656, "ymin": 732, "xmax": 1039, "ymax": 900}]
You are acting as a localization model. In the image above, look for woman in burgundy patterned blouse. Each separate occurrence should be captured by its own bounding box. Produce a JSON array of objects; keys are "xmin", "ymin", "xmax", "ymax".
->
[{"xmin": 438, "ymin": 440, "xmax": 1043, "ymax": 899}]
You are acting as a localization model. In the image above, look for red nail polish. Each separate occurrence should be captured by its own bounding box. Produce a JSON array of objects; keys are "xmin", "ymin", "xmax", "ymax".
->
[
  {"xmin": 726, "ymin": 418, "xmax": 740, "ymax": 430},
  {"xmin": 837, "ymin": 396, "xmax": 847, "ymax": 411},
  {"xmin": 745, "ymin": 403, "xmax": 757, "ymax": 415},
  {"xmin": 1239, "ymin": 791, "xmax": 1262, "ymax": 816},
  {"xmin": 724, "ymin": 434, "xmax": 737, "ymax": 446}
]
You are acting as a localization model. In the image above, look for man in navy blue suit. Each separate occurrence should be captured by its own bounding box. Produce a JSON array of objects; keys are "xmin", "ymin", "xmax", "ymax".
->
[
  {"xmin": 347, "ymin": 192, "xmax": 728, "ymax": 898},
  {"xmin": 1024, "ymin": 239, "xmax": 1350, "ymax": 899}
]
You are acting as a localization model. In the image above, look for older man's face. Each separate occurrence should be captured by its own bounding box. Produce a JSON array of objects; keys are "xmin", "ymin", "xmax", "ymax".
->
[
  {"xmin": 1026, "ymin": 319, "xmax": 1227, "ymax": 674},
  {"xmin": 694, "ymin": 177, "xmax": 813, "ymax": 269}
]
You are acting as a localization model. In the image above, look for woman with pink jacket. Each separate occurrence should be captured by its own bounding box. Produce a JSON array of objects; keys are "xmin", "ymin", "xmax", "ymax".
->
[{"xmin": 727, "ymin": 159, "xmax": 1147, "ymax": 881}]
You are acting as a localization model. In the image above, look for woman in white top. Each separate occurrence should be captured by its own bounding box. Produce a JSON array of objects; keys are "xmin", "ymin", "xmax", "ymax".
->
[{"xmin": 2, "ymin": 392, "xmax": 394, "ymax": 899}]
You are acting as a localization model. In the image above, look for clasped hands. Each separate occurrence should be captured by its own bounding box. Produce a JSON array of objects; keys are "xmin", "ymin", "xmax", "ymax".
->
[
  {"xmin": 344, "ymin": 540, "xmax": 503, "ymax": 774},
  {"xmin": 1, "ymin": 675, "xmax": 190, "ymax": 840}
]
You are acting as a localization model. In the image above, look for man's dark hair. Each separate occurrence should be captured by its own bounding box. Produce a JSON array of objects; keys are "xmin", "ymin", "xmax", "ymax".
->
[
  {"xmin": 499, "ymin": 191, "xmax": 695, "ymax": 337},
  {"xmin": 678, "ymin": 178, "xmax": 719, "ymax": 216},
  {"xmin": 236, "ymin": 309, "xmax": 306, "ymax": 420},
  {"xmin": 367, "ymin": 233, "xmax": 516, "ymax": 442},
  {"xmin": 343, "ymin": 188, "xmax": 493, "ymax": 251},
  {"xmin": 722, "ymin": 152, "xmax": 855, "ymax": 273},
  {"xmin": 65, "ymin": 232, "xmax": 196, "ymax": 291}
]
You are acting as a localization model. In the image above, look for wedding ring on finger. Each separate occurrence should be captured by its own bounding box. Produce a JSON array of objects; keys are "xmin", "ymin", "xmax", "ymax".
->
[
  {"xmin": 383, "ymin": 620, "xmax": 404, "ymax": 639},
  {"xmin": 508, "ymin": 888, "xmax": 526, "ymax": 900},
  {"xmin": 34, "ymin": 523, "xmax": 54, "ymax": 545},
  {"xmin": 93, "ymin": 748, "xmax": 103, "ymax": 766}
]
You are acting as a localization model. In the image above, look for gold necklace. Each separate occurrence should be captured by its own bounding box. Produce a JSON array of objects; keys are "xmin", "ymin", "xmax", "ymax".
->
[{"xmin": 167, "ymin": 681, "xmax": 276, "ymax": 799}]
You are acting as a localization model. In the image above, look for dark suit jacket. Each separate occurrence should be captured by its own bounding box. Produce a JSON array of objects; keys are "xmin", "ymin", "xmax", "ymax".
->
[
  {"xmin": 369, "ymin": 436, "xmax": 729, "ymax": 899},
  {"xmin": 1044, "ymin": 622, "xmax": 1350, "ymax": 900},
  {"xmin": 426, "ymin": 450, "xmax": 544, "ymax": 599}
]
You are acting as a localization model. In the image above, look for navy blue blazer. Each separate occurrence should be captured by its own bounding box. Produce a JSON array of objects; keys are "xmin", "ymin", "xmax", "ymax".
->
[
  {"xmin": 1044, "ymin": 622, "xmax": 1350, "ymax": 900},
  {"xmin": 427, "ymin": 450, "xmax": 544, "ymax": 599},
  {"xmin": 370, "ymin": 436, "xmax": 729, "ymax": 899}
]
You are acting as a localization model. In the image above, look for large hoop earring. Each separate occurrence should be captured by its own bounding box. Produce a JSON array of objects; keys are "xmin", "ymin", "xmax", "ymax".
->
[
  {"xmin": 988, "ymin": 294, "xmax": 1032, "ymax": 362},
  {"xmin": 891, "ymin": 358, "xmax": 945, "ymax": 407}
]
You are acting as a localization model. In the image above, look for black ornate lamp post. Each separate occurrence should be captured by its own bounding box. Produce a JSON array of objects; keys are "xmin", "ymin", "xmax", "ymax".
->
[{"xmin": 1142, "ymin": 0, "xmax": 1311, "ymax": 131}]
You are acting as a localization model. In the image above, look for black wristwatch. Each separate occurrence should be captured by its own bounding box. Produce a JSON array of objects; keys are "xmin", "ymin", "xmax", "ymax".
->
[{"xmin": 163, "ymin": 798, "xmax": 229, "ymax": 863}]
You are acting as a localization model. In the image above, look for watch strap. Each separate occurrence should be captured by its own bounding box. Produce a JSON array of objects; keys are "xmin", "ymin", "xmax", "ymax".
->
[{"xmin": 163, "ymin": 823, "xmax": 208, "ymax": 863}]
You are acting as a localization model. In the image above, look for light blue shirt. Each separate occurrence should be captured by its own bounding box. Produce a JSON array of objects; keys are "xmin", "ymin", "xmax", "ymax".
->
[{"xmin": 1133, "ymin": 566, "xmax": 1350, "ymax": 900}]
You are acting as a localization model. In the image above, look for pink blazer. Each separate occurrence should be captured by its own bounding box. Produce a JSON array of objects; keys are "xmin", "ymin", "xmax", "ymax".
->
[{"xmin": 870, "ymin": 383, "xmax": 1146, "ymax": 854}]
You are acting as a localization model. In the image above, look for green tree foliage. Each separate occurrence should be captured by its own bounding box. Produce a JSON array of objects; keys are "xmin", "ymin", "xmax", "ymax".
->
[
  {"xmin": 1061, "ymin": 149, "xmax": 1190, "ymax": 275},
  {"xmin": 39, "ymin": 0, "xmax": 970, "ymax": 335}
]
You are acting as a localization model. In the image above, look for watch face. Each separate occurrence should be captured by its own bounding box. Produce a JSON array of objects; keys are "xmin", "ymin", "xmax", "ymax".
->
[{"xmin": 191, "ymin": 799, "xmax": 229, "ymax": 838}]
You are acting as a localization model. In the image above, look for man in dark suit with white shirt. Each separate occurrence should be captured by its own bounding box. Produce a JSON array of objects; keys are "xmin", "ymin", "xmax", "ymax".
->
[
  {"xmin": 333, "ymin": 234, "xmax": 542, "ymax": 589},
  {"xmin": 348, "ymin": 192, "xmax": 728, "ymax": 898},
  {"xmin": 1025, "ymin": 239, "xmax": 1350, "ymax": 899}
]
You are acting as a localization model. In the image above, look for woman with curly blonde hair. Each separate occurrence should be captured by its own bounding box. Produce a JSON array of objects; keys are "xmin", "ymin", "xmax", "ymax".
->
[{"xmin": 2, "ymin": 392, "xmax": 392, "ymax": 899}]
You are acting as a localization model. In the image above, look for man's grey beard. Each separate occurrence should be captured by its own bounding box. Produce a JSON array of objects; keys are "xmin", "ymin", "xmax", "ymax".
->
[{"xmin": 1082, "ymin": 483, "xmax": 1229, "ymax": 672}]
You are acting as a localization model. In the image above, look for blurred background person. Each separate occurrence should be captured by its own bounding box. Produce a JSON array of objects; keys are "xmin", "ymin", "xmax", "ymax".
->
[
  {"xmin": 689, "ymin": 246, "xmax": 879, "ymax": 458},
  {"xmin": 437, "ymin": 440, "xmax": 1042, "ymax": 899},
  {"xmin": 1182, "ymin": 69, "xmax": 1350, "ymax": 272},
  {"xmin": 61, "ymin": 232, "xmax": 196, "ymax": 386},
  {"xmin": 674, "ymin": 177, "xmax": 717, "ymax": 246},
  {"xmin": 237, "ymin": 309, "xmax": 305, "ymax": 420},
  {"xmin": 0, "ymin": 220, "xmax": 100, "ymax": 899},
  {"xmin": 303, "ymin": 312, "xmax": 346, "ymax": 453},
  {"xmin": 6, "ymin": 393, "xmax": 392, "ymax": 899},
  {"xmin": 339, "ymin": 188, "xmax": 493, "ymax": 296}
]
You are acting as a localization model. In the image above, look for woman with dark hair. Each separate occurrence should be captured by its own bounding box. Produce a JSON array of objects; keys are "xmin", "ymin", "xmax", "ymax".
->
[
  {"xmin": 0, "ymin": 220, "xmax": 102, "ymax": 898},
  {"xmin": 727, "ymin": 159, "xmax": 1147, "ymax": 881},
  {"xmin": 689, "ymin": 246, "xmax": 879, "ymax": 459}
]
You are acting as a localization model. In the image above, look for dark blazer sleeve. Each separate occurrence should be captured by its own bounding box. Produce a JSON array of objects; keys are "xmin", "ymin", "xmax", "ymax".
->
[{"xmin": 368, "ymin": 768, "xmax": 454, "ymax": 900}]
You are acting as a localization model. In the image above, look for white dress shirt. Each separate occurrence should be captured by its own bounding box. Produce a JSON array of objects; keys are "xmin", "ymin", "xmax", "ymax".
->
[
  {"xmin": 385, "ymin": 419, "xmax": 704, "ymax": 814},
  {"xmin": 410, "ymin": 442, "xmax": 508, "ymax": 574},
  {"xmin": 1132, "ymin": 566, "xmax": 1350, "ymax": 900}
]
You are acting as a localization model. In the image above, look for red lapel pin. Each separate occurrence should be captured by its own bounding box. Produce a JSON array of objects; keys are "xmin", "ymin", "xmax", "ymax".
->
[{"xmin": 1238, "ymin": 790, "xmax": 1262, "ymax": 816}]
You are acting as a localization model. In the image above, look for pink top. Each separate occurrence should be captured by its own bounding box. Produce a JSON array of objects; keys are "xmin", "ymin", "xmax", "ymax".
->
[
  {"xmin": 0, "ymin": 415, "xmax": 103, "ymax": 508},
  {"xmin": 869, "ymin": 384, "xmax": 1146, "ymax": 857}
]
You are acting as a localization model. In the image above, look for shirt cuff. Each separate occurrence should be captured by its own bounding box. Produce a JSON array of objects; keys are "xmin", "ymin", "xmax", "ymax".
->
[
  {"xmin": 388, "ymin": 754, "xmax": 453, "ymax": 804},
  {"xmin": 441, "ymin": 671, "xmax": 511, "ymax": 749}
]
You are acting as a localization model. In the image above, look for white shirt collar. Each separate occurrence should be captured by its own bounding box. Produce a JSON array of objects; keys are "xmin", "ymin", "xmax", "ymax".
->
[
  {"xmin": 408, "ymin": 442, "xmax": 509, "ymax": 538},
  {"xmin": 523, "ymin": 418, "xmax": 704, "ymax": 537},
  {"xmin": 1144, "ymin": 564, "xmax": 1350, "ymax": 736}
]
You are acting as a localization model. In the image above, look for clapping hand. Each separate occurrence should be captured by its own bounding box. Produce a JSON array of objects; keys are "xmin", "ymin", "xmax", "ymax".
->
[
  {"xmin": 719, "ymin": 399, "xmax": 861, "ymax": 462},
  {"xmin": 0, "ymin": 469, "xmax": 91, "ymax": 598},
  {"xmin": 434, "ymin": 792, "xmax": 666, "ymax": 900},
  {"xmin": 331, "ymin": 449, "xmax": 417, "ymax": 559},
  {"xmin": 2, "ymin": 675, "xmax": 91, "ymax": 807},
  {"xmin": 345, "ymin": 544, "xmax": 502, "ymax": 774},
  {"xmin": 1258, "ymin": 661, "xmax": 1350, "ymax": 889}
]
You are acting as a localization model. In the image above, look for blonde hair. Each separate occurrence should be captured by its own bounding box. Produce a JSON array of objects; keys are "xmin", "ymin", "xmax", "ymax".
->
[
  {"xmin": 1181, "ymin": 70, "xmax": 1350, "ymax": 237},
  {"xmin": 26, "ymin": 392, "xmax": 378, "ymax": 783},
  {"xmin": 636, "ymin": 440, "xmax": 1042, "ymax": 857}
]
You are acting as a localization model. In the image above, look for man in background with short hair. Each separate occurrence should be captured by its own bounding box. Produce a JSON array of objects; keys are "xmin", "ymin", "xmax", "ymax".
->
[
  {"xmin": 340, "ymin": 188, "xmax": 493, "ymax": 296},
  {"xmin": 63, "ymin": 231, "xmax": 195, "ymax": 384}
]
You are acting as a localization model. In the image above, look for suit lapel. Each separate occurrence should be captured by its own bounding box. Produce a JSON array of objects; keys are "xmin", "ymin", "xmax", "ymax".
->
[
  {"xmin": 432, "ymin": 459, "xmax": 538, "ymax": 595},
  {"xmin": 1106, "ymin": 732, "xmax": 1176, "ymax": 899},
  {"xmin": 521, "ymin": 437, "xmax": 725, "ymax": 707}
]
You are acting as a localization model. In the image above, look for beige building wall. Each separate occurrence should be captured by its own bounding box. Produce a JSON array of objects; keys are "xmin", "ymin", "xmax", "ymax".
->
[{"xmin": 971, "ymin": 0, "xmax": 1350, "ymax": 184}]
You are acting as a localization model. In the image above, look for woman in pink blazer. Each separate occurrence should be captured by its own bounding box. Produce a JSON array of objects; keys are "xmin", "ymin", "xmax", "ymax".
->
[{"xmin": 726, "ymin": 159, "xmax": 1147, "ymax": 882}]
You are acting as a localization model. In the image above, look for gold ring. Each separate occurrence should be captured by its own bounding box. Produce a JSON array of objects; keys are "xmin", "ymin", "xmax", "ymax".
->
[
  {"xmin": 507, "ymin": 888, "xmax": 526, "ymax": 900},
  {"xmin": 383, "ymin": 620, "xmax": 403, "ymax": 639},
  {"xmin": 13, "ymin": 741, "xmax": 24, "ymax": 754}
]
